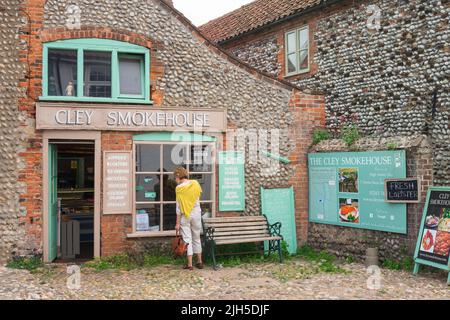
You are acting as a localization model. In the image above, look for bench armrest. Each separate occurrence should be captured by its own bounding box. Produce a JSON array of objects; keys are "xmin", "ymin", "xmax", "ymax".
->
[
  {"xmin": 268, "ymin": 222, "xmax": 282, "ymax": 237},
  {"xmin": 263, "ymin": 214, "xmax": 282, "ymax": 237},
  {"xmin": 204, "ymin": 226, "xmax": 215, "ymax": 241}
]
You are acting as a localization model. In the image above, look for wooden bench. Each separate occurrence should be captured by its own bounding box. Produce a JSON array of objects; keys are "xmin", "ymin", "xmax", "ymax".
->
[{"xmin": 202, "ymin": 215, "xmax": 283, "ymax": 270}]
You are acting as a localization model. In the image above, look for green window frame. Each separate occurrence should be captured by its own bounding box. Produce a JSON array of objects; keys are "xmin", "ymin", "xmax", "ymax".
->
[
  {"xmin": 41, "ymin": 38, "xmax": 152, "ymax": 104},
  {"xmin": 131, "ymin": 133, "xmax": 217, "ymax": 236},
  {"xmin": 285, "ymin": 25, "xmax": 310, "ymax": 77}
]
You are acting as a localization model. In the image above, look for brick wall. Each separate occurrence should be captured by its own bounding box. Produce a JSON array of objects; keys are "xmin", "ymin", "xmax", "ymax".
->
[{"xmin": 288, "ymin": 92, "xmax": 326, "ymax": 244}]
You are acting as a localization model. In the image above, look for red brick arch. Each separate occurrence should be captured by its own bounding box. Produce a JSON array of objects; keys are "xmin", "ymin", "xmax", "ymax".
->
[{"xmin": 40, "ymin": 27, "xmax": 159, "ymax": 49}]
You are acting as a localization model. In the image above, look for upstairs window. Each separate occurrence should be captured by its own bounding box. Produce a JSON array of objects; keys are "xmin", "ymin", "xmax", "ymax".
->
[
  {"xmin": 285, "ymin": 26, "xmax": 310, "ymax": 76},
  {"xmin": 42, "ymin": 39, "xmax": 151, "ymax": 104}
]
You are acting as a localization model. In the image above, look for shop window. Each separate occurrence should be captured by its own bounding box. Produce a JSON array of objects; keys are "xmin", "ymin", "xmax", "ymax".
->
[
  {"xmin": 42, "ymin": 39, "xmax": 151, "ymax": 104},
  {"xmin": 285, "ymin": 25, "xmax": 310, "ymax": 76},
  {"xmin": 134, "ymin": 140, "xmax": 215, "ymax": 234}
]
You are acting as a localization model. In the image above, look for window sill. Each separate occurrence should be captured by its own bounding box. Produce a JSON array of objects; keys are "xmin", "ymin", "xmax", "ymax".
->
[
  {"xmin": 284, "ymin": 68, "xmax": 310, "ymax": 78},
  {"xmin": 127, "ymin": 231, "xmax": 176, "ymax": 238},
  {"xmin": 39, "ymin": 96, "xmax": 154, "ymax": 105}
]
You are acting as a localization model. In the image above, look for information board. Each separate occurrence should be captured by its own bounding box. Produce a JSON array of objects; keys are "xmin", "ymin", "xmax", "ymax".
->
[
  {"xmin": 261, "ymin": 187, "xmax": 297, "ymax": 255},
  {"xmin": 103, "ymin": 151, "xmax": 132, "ymax": 214},
  {"xmin": 308, "ymin": 151, "xmax": 407, "ymax": 234},
  {"xmin": 385, "ymin": 178, "xmax": 420, "ymax": 203},
  {"xmin": 218, "ymin": 151, "xmax": 245, "ymax": 211},
  {"xmin": 413, "ymin": 187, "xmax": 450, "ymax": 285}
]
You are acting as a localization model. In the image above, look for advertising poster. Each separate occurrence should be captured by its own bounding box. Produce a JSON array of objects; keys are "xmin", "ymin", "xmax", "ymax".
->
[
  {"xmin": 218, "ymin": 151, "xmax": 245, "ymax": 211},
  {"xmin": 415, "ymin": 188, "xmax": 450, "ymax": 266},
  {"xmin": 308, "ymin": 151, "xmax": 407, "ymax": 234}
]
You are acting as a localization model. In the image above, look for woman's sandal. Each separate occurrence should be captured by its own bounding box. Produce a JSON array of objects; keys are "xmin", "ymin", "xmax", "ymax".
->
[
  {"xmin": 183, "ymin": 265, "xmax": 193, "ymax": 270},
  {"xmin": 195, "ymin": 263, "xmax": 204, "ymax": 269}
]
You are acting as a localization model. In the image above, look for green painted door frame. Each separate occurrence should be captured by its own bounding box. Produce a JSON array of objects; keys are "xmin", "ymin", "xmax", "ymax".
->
[{"xmin": 48, "ymin": 144, "xmax": 58, "ymax": 262}]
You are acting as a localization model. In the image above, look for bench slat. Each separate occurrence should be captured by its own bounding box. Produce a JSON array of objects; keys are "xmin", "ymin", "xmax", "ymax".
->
[
  {"xmin": 213, "ymin": 230, "xmax": 270, "ymax": 237},
  {"xmin": 211, "ymin": 234, "xmax": 271, "ymax": 241},
  {"xmin": 207, "ymin": 225, "xmax": 267, "ymax": 232},
  {"xmin": 204, "ymin": 216, "xmax": 266, "ymax": 223},
  {"xmin": 215, "ymin": 236, "xmax": 282, "ymax": 245},
  {"xmin": 204, "ymin": 221, "xmax": 268, "ymax": 228}
]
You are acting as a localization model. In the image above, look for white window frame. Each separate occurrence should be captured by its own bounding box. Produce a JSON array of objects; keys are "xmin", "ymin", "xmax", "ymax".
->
[{"xmin": 285, "ymin": 25, "xmax": 310, "ymax": 77}]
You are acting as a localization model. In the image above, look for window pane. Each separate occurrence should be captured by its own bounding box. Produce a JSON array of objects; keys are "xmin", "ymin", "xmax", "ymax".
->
[
  {"xmin": 136, "ymin": 204, "xmax": 160, "ymax": 232},
  {"xmin": 161, "ymin": 174, "xmax": 177, "ymax": 202},
  {"xmin": 189, "ymin": 145, "xmax": 213, "ymax": 172},
  {"xmin": 47, "ymin": 49, "xmax": 77, "ymax": 97},
  {"xmin": 299, "ymin": 28, "xmax": 309, "ymax": 50},
  {"xmin": 189, "ymin": 174, "xmax": 212, "ymax": 201},
  {"xmin": 136, "ymin": 174, "xmax": 160, "ymax": 202},
  {"xmin": 163, "ymin": 145, "xmax": 187, "ymax": 173},
  {"xmin": 200, "ymin": 203, "xmax": 213, "ymax": 218},
  {"xmin": 136, "ymin": 144, "xmax": 160, "ymax": 172},
  {"xmin": 287, "ymin": 53, "xmax": 297, "ymax": 74},
  {"xmin": 119, "ymin": 55, "xmax": 143, "ymax": 95},
  {"xmin": 84, "ymin": 51, "xmax": 111, "ymax": 98},
  {"xmin": 300, "ymin": 50, "xmax": 309, "ymax": 70},
  {"xmin": 286, "ymin": 32, "xmax": 296, "ymax": 54},
  {"xmin": 163, "ymin": 204, "xmax": 177, "ymax": 231}
]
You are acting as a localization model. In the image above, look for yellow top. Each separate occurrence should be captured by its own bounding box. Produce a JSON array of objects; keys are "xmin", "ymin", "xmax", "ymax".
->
[{"xmin": 176, "ymin": 180, "xmax": 202, "ymax": 218}]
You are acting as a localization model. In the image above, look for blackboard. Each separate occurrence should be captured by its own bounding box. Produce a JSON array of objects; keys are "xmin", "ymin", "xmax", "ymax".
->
[
  {"xmin": 413, "ymin": 187, "xmax": 450, "ymax": 285},
  {"xmin": 385, "ymin": 178, "xmax": 420, "ymax": 203}
]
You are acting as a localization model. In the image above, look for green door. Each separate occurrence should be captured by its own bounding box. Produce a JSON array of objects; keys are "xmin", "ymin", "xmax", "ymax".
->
[{"xmin": 48, "ymin": 144, "xmax": 58, "ymax": 262}]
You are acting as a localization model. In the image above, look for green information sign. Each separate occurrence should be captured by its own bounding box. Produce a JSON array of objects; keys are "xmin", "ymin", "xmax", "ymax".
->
[
  {"xmin": 218, "ymin": 151, "xmax": 245, "ymax": 211},
  {"xmin": 413, "ymin": 187, "xmax": 450, "ymax": 285},
  {"xmin": 261, "ymin": 187, "xmax": 297, "ymax": 255},
  {"xmin": 308, "ymin": 151, "xmax": 407, "ymax": 234}
]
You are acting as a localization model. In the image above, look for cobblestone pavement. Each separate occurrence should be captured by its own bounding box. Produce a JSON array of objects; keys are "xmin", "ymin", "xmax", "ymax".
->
[{"xmin": 1, "ymin": 260, "xmax": 449, "ymax": 300}]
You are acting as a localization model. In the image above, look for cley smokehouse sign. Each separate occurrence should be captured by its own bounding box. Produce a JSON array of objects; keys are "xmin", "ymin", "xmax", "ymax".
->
[{"xmin": 36, "ymin": 103, "xmax": 227, "ymax": 131}]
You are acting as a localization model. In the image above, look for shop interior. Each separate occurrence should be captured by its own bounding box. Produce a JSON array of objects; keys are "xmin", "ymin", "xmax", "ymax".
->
[{"xmin": 53, "ymin": 141, "xmax": 95, "ymax": 261}]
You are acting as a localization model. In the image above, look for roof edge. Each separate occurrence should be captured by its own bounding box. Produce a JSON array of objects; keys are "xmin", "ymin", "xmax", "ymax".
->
[
  {"xmin": 203, "ymin": 0, "xmax": 342, "ymax": 45},
  {"xmin": 157, "ymin": 0, "xmax": 324, "ymax": 95}
]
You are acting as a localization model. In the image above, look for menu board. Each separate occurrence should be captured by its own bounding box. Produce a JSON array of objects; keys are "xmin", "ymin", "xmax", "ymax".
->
[
  {"xmin": 385, "ymin": 178, "xmax": 420, "ymax": 203},
  {"xmin": 103, "ymin": 151, "xmax": 132, "ymax": 214},
  {"xmin": 261, "ymin": 187, "xmax": 297, "ymax": 255},
  {"xmin": 414, "ymin": 188, "xmax": 450, "ymax": 269},
  {"xmin": 308, "ymin": 151, "xmax": 407, "ymax": 234},
  {"xmin": 218, "ymin": 151, "xmax": 245, "ymax": 211}
]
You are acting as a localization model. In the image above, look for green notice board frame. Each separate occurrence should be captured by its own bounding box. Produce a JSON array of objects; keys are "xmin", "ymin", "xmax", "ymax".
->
[
  {"xmin": 218, "ymin": 151, "xmax": 245, "ymax": 212},
  {"xmin": 413, "ymin": 186, "xmax": 450, "ymax": 285},
  {"xmin": 261, "ymin": 187, "xmax": 297, "ymax": 255},
  {"xmin": 308, "ymin": 150, "xmax": 407, "ymax": 234}
]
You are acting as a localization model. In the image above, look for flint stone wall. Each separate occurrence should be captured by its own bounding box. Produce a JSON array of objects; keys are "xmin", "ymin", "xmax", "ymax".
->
[
  {"xmin": 230, "ymin": 36, "xmax": 281, "ymax": 77},
  {"xmin": 309, "ymin": 135, "xmax": 433, "ymax": 261},
  {"xmin": 0, "ymin": 1, "xmax": 28, "ymax": 263},
  {"xmin": 227, "ymin": 0, "xmax": 450, "ymax": 186}
]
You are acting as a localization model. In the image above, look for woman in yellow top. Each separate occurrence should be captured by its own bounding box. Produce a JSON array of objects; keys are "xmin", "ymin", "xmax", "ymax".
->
[{"xmin": 174, "ymin": 167, "xmax": 203, "ymax": 270}]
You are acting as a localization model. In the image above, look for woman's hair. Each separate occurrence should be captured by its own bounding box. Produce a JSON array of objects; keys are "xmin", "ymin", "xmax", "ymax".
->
[{"xmin": 174, "ymin": 166, "xmax": 188, "ymax": 180}]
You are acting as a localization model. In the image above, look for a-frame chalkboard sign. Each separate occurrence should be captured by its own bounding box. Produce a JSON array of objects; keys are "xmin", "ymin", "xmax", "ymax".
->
[{"xmin": 413, "ymin": 186, "xmax": 450, "ymax": 285}]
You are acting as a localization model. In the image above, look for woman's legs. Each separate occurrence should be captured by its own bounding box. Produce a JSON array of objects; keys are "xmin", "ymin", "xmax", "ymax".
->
[
  {"xmin": 191, "ymin": 211, "xmax": 203, "ymax": 265},
  {"xmin": 180, "ymin": 215, "xmax": 193, "ymax": 267}
]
